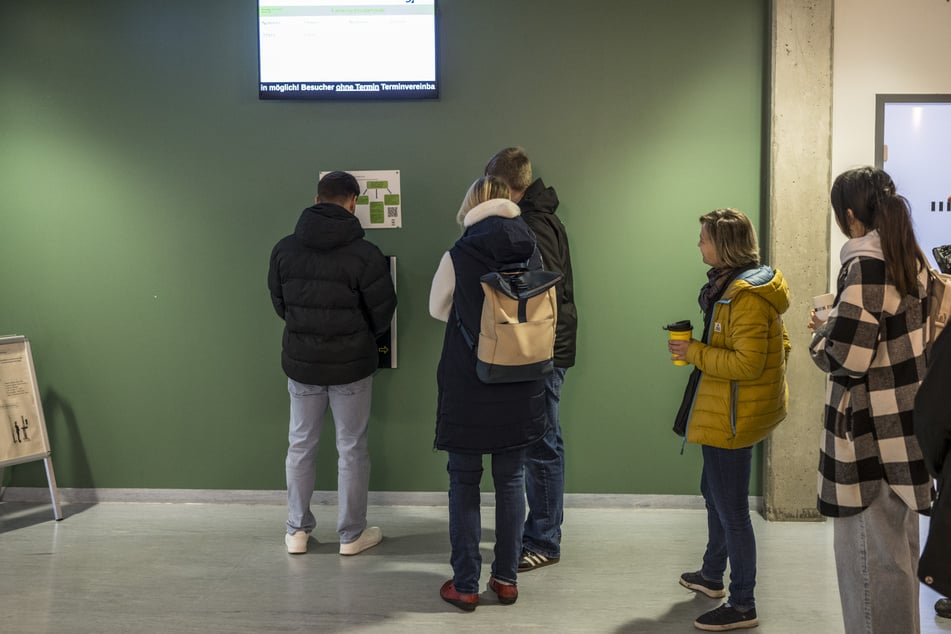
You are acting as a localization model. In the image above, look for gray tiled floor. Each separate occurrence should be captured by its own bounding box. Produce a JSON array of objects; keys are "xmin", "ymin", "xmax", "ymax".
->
[{"xmin": 1, "ymin": 500, "xmax": 949, "ymax": 633}]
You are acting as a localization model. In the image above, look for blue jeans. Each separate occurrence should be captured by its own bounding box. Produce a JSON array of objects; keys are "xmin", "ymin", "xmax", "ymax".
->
[
  {"xmin": 285, "ymin": 376, "xmax": 373, "ymax": 544},
  {"xmin": 523, "ymin": 367, "xmax": 566, "ymax": 558},
  {"xmin": 699, "ymin": 444, "xmax": 756, "ymax": 610},
  {"xmin": 447, "ymin": 449, "xmax": 527, "ymax": 594}
]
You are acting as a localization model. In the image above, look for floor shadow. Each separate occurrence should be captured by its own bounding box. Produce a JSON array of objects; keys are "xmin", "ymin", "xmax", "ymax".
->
[
  {"xmin": 379, "ymin": 530, "xmax": 448, "ymax": 556},
  {"xmin": 615, "ymin": 594, "xmax": 722, "ymax": 633},
  {"xmin": 42, "ymin": 387, "xmax": 94, "ymax": 488},
  {"xmin": 284, "ymin": 524, "xmax": 497, "ymax": 561},
  {"xmin": 277, "ymin": 524, "xmax": 511, "ymax": 631},
  {"xmin": 0, "ymin": 501, "xmax": 95, "ymax": 533}
]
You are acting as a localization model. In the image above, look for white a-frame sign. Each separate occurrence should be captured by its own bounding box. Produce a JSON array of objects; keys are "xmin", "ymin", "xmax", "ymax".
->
[{"xmin": 0, "ymin": 335, "xmax": 62, "ymax": 520}]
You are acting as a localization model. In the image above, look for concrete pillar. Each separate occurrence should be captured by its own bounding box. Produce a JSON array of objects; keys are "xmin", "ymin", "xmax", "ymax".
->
[{"xmin": 763, "ymin": 0, "xmax": 834, "ymax": 520}]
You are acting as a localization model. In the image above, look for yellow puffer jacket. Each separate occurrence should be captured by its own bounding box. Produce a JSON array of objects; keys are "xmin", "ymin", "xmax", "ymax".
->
[{"xmin": 684, "ymin": 266, "xmax": 790, "ymax": 449}]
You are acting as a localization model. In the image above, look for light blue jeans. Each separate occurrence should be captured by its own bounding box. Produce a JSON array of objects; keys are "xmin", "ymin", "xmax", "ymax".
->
[
  {"xmin": 285, "ymin": 375, "xmax": 373, "ymax": 544},
  {"xmin": 833, "ymin": 484, "xmax": 920, "ymax": 634}
]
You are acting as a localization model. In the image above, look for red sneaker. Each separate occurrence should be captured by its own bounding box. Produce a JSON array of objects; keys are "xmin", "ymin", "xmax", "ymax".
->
[
  {"xmin": 440, "ymin": 580, "xmax": 478, "ymax": 612},
  {"xmin": 487, "ymin": 577, "xmax": 518, "ymax": 605}
]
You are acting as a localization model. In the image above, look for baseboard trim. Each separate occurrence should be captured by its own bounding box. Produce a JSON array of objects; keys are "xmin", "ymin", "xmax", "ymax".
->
[{"xmin": 0, "ymin": 487, "xmax": 763, "ymax": 511}]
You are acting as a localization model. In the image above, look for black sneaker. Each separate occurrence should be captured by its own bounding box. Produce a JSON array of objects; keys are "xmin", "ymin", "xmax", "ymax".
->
[
  {"xmin": 694, "ymin": 603, "xmax": 758, "ymax": 631},
  {"xmin": 679, "ymin": 571, "xmax": 726, "ymax": 599},
  {"xmin": 937, "ymin": 598, "xmax": 951, "ymax": 619},
  {"xmin": 517, "ymin": 548, "xmax": 560, "ymax": 571}
]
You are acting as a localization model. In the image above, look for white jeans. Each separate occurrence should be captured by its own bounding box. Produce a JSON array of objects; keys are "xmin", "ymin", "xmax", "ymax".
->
[
  {"xmin": 833, "ymin": 484, "xmax": 920, "ymax": 634},
  {"xmin": 285, "ymin": 375, "xmax": 373, "ymax": 544}
]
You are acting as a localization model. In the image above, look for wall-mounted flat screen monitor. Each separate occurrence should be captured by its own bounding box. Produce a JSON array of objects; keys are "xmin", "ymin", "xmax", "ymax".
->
[{"xmin": 258, "ymin": 0, "xmax": 438, "ymax": 100}]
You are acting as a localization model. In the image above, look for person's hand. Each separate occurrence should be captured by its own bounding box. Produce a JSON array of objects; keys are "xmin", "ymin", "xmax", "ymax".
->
[
  {"xmin": 807, "ymin": 309, "xmax": 825, "ymax": 332},
  {"xmin": 668, "ymin": 338, "xmax": 691, "ymax": 363}
]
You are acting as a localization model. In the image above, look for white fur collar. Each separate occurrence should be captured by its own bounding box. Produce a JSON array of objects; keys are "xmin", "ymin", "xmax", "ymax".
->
[{"xmin": 463, "ymin": 198, "xmax": 520, "ymax": 227}]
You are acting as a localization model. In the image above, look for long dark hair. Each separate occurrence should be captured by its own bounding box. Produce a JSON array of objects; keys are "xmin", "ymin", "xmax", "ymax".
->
[{"xmin": 830, "ymin": 167, "xmax": 926, "ymax": 296}]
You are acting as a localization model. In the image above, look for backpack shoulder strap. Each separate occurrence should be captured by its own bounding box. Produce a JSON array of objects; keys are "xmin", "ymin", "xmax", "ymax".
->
[{"xmin": 453, "ymin": 303, "xmax": 476, "ymax": 351}]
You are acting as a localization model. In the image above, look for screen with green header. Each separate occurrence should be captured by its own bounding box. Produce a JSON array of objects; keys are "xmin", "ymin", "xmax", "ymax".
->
[{"xmin": 258, "ymin": 0, "xmax": 438, "ymax": 100}]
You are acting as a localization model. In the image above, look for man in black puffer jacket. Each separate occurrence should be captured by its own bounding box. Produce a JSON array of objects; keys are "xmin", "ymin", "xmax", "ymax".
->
[{"xmin": 268, "ymin": 171, "xmax": 396, "ymax": 557}]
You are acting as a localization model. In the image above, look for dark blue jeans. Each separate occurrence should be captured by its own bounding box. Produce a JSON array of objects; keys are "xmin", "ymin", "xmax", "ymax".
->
[
  {"xmin": 700, "ymin": 444, "xmax": 756, "ymax": 611},
  {"xmin": 523, "ymin": 367, "xmax": 566, "ymax": 558},
  {"xmin": 447, "ymin": 449, "xmax": 527, "ymax": 593}
]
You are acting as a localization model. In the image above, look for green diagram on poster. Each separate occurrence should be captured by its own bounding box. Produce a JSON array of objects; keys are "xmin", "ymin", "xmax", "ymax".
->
[{"xmin": 321, "ymin": 169, "xmax": 402, "ymax": 229}]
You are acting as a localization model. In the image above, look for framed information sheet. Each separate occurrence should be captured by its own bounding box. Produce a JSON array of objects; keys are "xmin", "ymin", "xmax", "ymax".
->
[{"xmin": 0, "ymin": 335, "xmax": 62, "ymax": 519}]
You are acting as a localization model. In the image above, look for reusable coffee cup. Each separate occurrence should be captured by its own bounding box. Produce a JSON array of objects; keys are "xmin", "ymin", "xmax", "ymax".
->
[
  {"xmin": 664, "ymin": 320, "xmax": 693, "ymax": 366},
  {"xmin": 813, "ymin": 293, "xmax": 835, "ymax": 322}
]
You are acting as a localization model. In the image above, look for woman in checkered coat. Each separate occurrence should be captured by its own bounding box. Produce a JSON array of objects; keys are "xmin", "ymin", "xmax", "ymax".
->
[{"xmin": 809, "ymin": 167, "xmax": 931, "ymax": 634}]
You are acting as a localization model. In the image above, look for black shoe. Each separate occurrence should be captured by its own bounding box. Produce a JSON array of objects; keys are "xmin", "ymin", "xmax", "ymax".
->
[
  {"xmin": 694, "ymin": 603, "xmax": 758, "ymax": 631},
  {"xmin": 679, "ymin": 570, "xmax": 726, "ymax": 599},
  {"xmin": 517, "ymin": 548, "xmax": 560, "ymax": 571},
  {"xmin": 937, "ymin": 598, "xmax": 951, "ymax": 619}
]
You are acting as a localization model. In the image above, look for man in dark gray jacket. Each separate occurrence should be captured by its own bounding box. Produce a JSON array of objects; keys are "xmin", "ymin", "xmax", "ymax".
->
[
  {"xmin": 485, "ymin": 147, "xmax": 578, "ymax": 571},
  {"xmin": 268, "ymin": 171, "xmax": 396, "ymax": 556}
]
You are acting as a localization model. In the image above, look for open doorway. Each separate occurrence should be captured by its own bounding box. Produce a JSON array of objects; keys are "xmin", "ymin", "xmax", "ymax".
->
[{"xmin": 875, "ymin": 94, "xmax": 951, "ymax": 269}]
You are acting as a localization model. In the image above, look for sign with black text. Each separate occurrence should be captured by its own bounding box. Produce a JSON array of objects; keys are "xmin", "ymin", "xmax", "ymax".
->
[{"xmin": 0, "ymin": 336, "xmax": 51, "ymax": 466}]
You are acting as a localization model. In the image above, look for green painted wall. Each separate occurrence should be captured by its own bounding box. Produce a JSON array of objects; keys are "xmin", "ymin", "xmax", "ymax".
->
[{"xmin": 1, "ymin": 1, "xmax": 767, "ymax": 494}]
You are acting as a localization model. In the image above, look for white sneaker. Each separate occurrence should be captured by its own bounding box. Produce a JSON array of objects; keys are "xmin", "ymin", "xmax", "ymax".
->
[
  {"xmin": 285, "ymin": 530, "xmax": 309, "ymax": 554},
  {"xmin": 339, "ymin": 526, "xmax": 382, "ymax": 556}
]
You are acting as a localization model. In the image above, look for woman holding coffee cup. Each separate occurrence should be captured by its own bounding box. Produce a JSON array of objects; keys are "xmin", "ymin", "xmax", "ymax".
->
[
  {"xmin": 808, "ymin": 167, "xmax": 931, "ymax": 634},
  {"xmin": 668, "ymin": 208, "xmax": 790, "ymax": 631}
]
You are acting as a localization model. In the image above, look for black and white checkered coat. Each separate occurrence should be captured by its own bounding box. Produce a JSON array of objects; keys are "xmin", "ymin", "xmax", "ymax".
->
[{"xmin": 810, "ymin": 232, "xmax": 932, "ymax": 517}]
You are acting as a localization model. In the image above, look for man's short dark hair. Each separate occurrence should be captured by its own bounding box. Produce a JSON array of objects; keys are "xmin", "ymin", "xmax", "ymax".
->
[
  {"xmin": 484, "ymin": 147, "xmax": 532, "ymax": 193},
  {"xmin": 318, "ymin": 171, "xmax": 360, "ymax": 203}
]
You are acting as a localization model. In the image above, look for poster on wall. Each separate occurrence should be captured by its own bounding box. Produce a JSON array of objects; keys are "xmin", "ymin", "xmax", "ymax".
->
[
  {"xmin": 878, "ymin": 96, "xmax": 951, "ymax": 269},
  {"xmin": 320, "ymin": 170, "xmax": 402, "ymax": 229},
  {"xmin": 0, "ymin": 336, "xmax": 51, "ymax": 466}
]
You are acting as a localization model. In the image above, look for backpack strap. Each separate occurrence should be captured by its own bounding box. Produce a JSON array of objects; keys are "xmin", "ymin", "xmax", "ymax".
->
[
  {"xmin": 453, "ymin": 303, "xmax": 476, "ymax": 351},
  {"xmin": 925, "ymin": 266, "xmax": 951, "ymax": 365}
]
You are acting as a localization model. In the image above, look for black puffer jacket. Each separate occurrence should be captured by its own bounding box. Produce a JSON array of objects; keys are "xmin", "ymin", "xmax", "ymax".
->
[
  {"xmin": 519, "ymin": 179, "xmax": 578, "ymax": 368},
  {"xmin": 268, "ymin": 203, "xmax": 396, "ymax": 386}
]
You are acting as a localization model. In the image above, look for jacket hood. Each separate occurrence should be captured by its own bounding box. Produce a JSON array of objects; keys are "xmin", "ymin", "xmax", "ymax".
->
[
  {"xmin": 725, "ymin": 265, "xmax": 790, "ymax": 315},
  {"xmin": 457, "ymin": 199, "xmax": 536, "ymax": 267},
  {"xmin": 294, "ymin": 203, "xmax": 365, "ymax": 251},
  {"xmin": 519, "ymin": 178, "xmax": 559, "ymax": 215}
]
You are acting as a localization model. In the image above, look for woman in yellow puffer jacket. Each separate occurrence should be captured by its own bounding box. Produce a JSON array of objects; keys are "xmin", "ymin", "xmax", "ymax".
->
[{"xmin": 668, "ymin": 208, "xmax": 790, "ymax": 632}]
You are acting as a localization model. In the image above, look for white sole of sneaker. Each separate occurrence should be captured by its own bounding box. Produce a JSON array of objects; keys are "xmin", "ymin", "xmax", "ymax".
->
[
  {"xmin": 517, "ymin": 552, "xmax": 559, "ymax": 571},
  {"xmin": 679, "ymin": 578, "xmax": 726, "ymax": 599},
  {"xmin": 692, "ymin": 617, "xmax": 759, "ymax": 631},
  {"xmin": 339, "ymin": 526, "xmax": 382, "ymax": 556}
]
